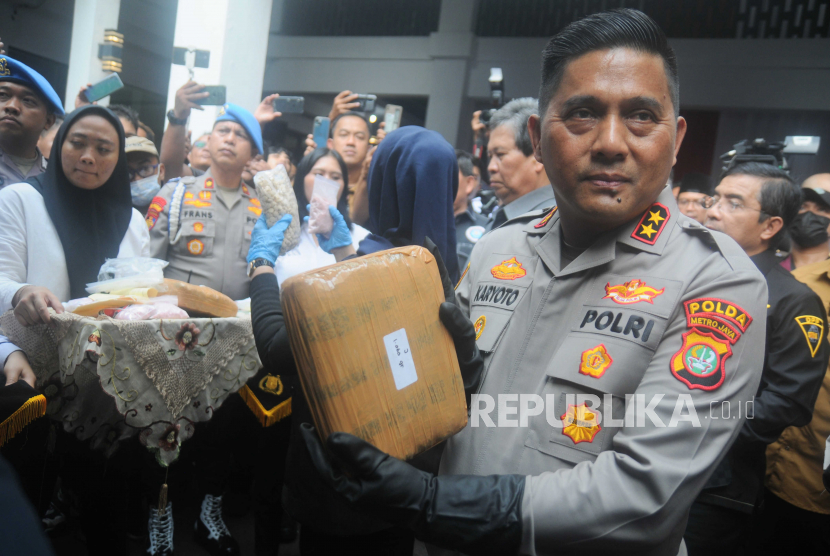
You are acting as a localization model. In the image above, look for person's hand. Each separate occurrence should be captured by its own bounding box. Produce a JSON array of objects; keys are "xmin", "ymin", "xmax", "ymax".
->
[
  {"xmin": 254, "ymin": 93, "xmax": 282, "ymax": 127},
  {"xmin": 12, "ymin": 286, "xmax": 64, "ymax": 327},
  {"xmin": 75, "ymin": 83, "xmax": 94, "ymax": 109},
  {"xmin": 300, "ymin": 423, "xmax": 524, "ymax": 555},
  {"xmin": 4, "ymin": 351, "xmax": 36, "ymax": 388},
  {"xmin": 173, "ymin": 81, "xmax": 208, "ymax": 120},
  {"xmin": 328, "ymin": 90, "xmax": 360, "ymax": 121},
  {"xmin": 375, "ymin": 121, "xmax": 387, "ymax": 143},
  {"xmin": 306, "ymin": 205, "xmax": 352, "ymax": 253},
  {"xmin": 304, "ymin": 134, "xmax": 318, "ymax": 157},
  {"xmin": 247, "ymin": 213, "xmax": 292, "ymax": 264},
  {"xmin": 472, "ymin": 110, "xmax": 485, "ymax": 134}
]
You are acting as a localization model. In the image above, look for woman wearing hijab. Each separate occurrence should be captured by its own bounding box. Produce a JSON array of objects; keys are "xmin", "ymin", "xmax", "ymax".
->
[
  {"xmin": 0, "ymin": 105, "xmax": 149, "ymax": 555},
  {"xmin": 273, "ymin": 147, "xmax": 370, "ymax": 286},
  {"xmin": 0, "ymin": 104, "xmax": 149, "ymax": 321},
  {"xmin": 358, "ymin": 126, "xmax": 461, "ymax": 281},
  {"xmin": 240, "ymin": 126, "xmax": 464, "ymax": 554}
]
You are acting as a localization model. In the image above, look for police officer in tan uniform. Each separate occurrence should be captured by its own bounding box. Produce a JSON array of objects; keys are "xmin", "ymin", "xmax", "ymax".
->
[
  {"xmin": 148, "ymin": 103, "xmax": 262, "ymax": 301},
  {"xmin": 146, "ymin": 102, "xmax": 263, "ymax": 556},
  {"xmin": 299, "ymin": 10, "xmax": 769, "ymax": 556}
]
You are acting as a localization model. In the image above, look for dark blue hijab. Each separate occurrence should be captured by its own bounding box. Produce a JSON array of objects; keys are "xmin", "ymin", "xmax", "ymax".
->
[{"xmin": 360, "ymin": 126, "xmax": 460, "ymax": 282}]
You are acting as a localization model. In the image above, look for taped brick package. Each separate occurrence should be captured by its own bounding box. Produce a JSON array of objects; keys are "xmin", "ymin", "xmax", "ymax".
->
[{"xmin": 281, "ymin": 246, "xmax": 467, "ymax": 460}]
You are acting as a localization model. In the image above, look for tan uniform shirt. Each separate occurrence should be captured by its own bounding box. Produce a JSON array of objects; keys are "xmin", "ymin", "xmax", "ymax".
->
[
  {"xmin": 766, "ymin": 260, "xmax": 830, "ymax": 514},
  {"xmin": 147, "ymin": 170, "xmax": 261, "ymax": 300},
  {"xmin": 443, "ymin": 186, "xmax": 768, "ymax": 555}
]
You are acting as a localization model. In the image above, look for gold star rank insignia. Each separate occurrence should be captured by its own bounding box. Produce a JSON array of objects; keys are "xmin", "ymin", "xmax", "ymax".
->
[{"xmin": 631, "ymin": 202, "xmax": 670, "ymax": 245}]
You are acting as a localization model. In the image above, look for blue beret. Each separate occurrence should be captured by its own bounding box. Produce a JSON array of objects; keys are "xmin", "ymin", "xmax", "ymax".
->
[
  {"xmin": 214, "ymin": 103, "xmax": 263, "ymax": 155},
  {"xmin": 0, "ymin": 56, "xmax": 64, "ymax": 117}
]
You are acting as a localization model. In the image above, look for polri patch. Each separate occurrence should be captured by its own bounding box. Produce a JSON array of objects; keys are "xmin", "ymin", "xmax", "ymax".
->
[
  {"xmin": 579, "ymin": 344, "xmax": 613, "ymax": 378},
  {"xmin": 631, "ymin": 202, "xmax": 670, "ymax": 245},
  {"xmin": 670, "ymin": 329, "xmax": 732, "ymax": 391},
  {"xmin": 561, "ymin": 403, "xmax": 601, "ymax": 444},
  {"xmin": 187, "ymin": 239, "xmax": 205, "ymax": 255},
  {"xmin": 795, "ymin": 315, "xmax": 825, "ymax": 357},
  {"xmin": 534, "ymin": 206, "xmax": 558, "ymax": 228},
  {"xmin": 490, "ymin": 257, "xmax": 526, "ymax": 280},
  {"xmin": 474, "ymin": 315, "xmax": 486, "ymax": 340},
  {"xmin": 604, "ymin": 279, "xmax": 664, "ymax": 305}
]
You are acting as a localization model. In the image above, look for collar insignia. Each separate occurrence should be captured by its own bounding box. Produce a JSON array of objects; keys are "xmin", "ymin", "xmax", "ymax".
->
[{"xmin": 631, "ymin": 202, "xmax": 670, "ymax": 245}]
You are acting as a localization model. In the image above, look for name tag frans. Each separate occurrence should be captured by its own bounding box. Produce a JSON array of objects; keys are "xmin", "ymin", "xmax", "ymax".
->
[{"xmin": 383, "ymin": 329, "xmax": 418, "ymax": 390}]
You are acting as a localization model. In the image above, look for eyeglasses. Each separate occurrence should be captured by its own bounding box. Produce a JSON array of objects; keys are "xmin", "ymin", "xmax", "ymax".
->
[
  {"xmin": 677, "ymin": 197, "xmax": 709, "ymax": 208},
  {"xmin": 128, "ymin": 163, "xmax": 159, "ymax": 180},
  {"xmin": 193, "ymin": 141, "xmax": 207, "ymax": 148},
  {"xmin": 701, "ymin": 195, "xmax": 765, "ymax": 215}
]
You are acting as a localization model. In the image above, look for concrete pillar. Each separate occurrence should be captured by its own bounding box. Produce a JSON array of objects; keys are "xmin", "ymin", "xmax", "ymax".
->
[
  {"xmin": 424, "ymin": 0, "xmax": 478, "ymax": 146},
  {"xmin": 64, "ymin": 0, "xmax": 120, "ymax": 111},
  {"xmin": 165, "ymin": 0, "xmax": 273, "ymax": 137}
]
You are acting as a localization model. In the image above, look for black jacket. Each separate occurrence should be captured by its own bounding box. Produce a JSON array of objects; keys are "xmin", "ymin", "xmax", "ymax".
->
[
  {"xmin": 697, "ymin": 249, "xmax": 829, "ymax": 511},
  {"xmin": 249, "ymin": 273, "xmax": 392, "ymax": 535}
]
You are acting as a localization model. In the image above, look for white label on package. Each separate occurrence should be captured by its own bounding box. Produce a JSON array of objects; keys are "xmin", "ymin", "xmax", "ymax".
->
[{"xmin": 383, "ymin": 329, "xmax": 418, "ymax": 390}]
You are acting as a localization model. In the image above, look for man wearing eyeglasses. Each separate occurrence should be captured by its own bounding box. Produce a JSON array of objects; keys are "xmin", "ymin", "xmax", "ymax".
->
[
  {"xmin": 676, "ymin": 172, "xmax": 712, "ymax": 224},
  {"xmin": 684, "ymin": 162, "xmax": 830, "ymax": 554},
  {"xmin": 125, "ymin": 136, "xmax": 163, "ymax": 214}
]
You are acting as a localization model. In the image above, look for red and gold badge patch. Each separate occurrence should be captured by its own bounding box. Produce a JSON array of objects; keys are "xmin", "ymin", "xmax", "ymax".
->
[
  {"xmin": 561, "ymin": 403, "xmax": 601, "ymax": 444},
  {"xmin": 671, "ymin": 297, "xmax": 751, "ymax": 391},
  {"xmin": 534, "ymin": 206, "xmax": 558, "ymax": 229},
  {"xmin": 683, "ymin": 298, "xmax": 752, "ymax": 345},
  {"xmin": 631, "ymin": 202, "xmax": 670, "ymax": 245},
  {"xmin": 204, "ymin": 178, "xmax": 214, "ymax": 189},
  {"xmin": 490, "ymin": 257, "xmax": 526, "ymax": 280},
  {"xmin": 604, "ymin": 279, "xmax": 664, "ymax": 305},
  {"xmin": 145, "ymin": 197, "xmax": 166, "ymax": 229},
  {"xmin": 671, "ymin": 329, "xmax": 732, "ymax": 391},
  {"xmin": 242, "ymin": 185, "xmax": 250, "ymax": 196},
  {"xmin": 579, "ymin": 344, "xmax": 613, "ymax": 378},
  {"xmin": 474, "ymin": 315, "xmax": 486, "ymax": 341},
  {"xmin": 187, "ymin": 239, "xmax": 205, "ymax": 255}
]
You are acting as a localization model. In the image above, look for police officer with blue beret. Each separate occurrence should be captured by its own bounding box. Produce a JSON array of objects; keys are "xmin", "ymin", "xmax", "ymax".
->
[
  {"xmin": 0, "ymin": 56, "xmax": 65, "ymax": 189},
  {"xmin": 146, "ymin": 101, "xmax": 266, "ymax": 556}
]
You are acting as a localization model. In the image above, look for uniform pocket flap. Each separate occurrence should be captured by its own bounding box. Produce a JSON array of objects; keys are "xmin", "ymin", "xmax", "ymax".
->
[
  {"xmin": 469, "ymin": 308, "xmax": 511, "ymax": 353},
  {"xmin": 545, "ymin": 334, "xmax": 652, "ymax": 397}
]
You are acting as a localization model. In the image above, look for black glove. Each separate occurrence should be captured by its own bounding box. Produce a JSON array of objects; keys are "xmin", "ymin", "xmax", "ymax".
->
[
  {"xmin": 301, "ymin": 423, "xmax": 525, "ymax": 556},
  {"xmin": 440, "ymin": 301, "xmax": 484, "ymax": 404}
]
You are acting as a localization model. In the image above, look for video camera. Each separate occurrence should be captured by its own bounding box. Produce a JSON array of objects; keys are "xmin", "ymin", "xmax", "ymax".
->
[
  {"xmin": 720, "ymin": 136, "xmax": 821, "ymax": 174},
  {"xmin": 479, "ymin": 68, "xmax": 505, "ymax": 126}
]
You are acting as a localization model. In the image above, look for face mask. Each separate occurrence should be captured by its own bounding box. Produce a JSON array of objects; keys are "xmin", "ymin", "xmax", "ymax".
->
[
  {"xmin": 790, "ymin": 211, "xmax": 830, "ymax": 248},
  {"xmin": 130, "ymin": 175, "xmax": 160, "ymax": 206}
]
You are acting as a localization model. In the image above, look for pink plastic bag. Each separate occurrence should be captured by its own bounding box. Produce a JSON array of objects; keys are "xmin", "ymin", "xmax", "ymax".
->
[
  {"xmin": 307, "ymin": 175, "xmax": 341, "ymax": 235},
  {"xmin": 115, "ymin": 303, "xmax": 188, "ymax": 320}
]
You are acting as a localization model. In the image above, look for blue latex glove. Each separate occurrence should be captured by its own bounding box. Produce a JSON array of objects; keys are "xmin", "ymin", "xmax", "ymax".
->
[
  {"xmin": 305, "ymin": 204, "xmax": 353, "ymax": 253},
  {"xmin": 247, "ymin": 213, "xmax": 292, "ymax": 264}
]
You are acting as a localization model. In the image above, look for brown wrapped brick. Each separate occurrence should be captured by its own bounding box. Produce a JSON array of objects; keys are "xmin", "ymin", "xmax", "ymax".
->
[{"xmin": 281, "ymin": 246, "xmax": 467, "ymax": 461}]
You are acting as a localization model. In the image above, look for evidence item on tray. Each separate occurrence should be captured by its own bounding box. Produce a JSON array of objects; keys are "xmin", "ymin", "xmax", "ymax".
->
[
  {"xmin": 281, "ymin": 245, "xmax": 468, "ymax": 461},
  {"xmin": 156, "ymin": 279, "xmax": 238, "ymax": 318},
  {"xmin": 253, "ymin": 164, "xmax": 301, "ymax": 254}
]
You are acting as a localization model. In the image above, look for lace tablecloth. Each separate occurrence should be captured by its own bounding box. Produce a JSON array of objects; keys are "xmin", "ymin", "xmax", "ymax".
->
[{"xmin": 0, "ymin": 311, "xmax": 262, "ymax": 465}]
